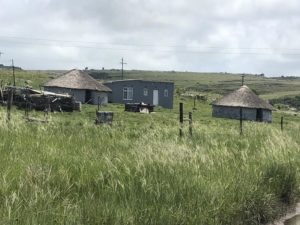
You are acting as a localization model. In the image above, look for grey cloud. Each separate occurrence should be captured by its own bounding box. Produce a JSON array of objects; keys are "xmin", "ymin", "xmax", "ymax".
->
[{"xmin": 0, "ymin": 0, "xmax": 300, "ymax": 76}]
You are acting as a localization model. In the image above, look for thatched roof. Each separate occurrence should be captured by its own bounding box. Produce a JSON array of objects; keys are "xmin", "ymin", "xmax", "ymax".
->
[
  {"xmin": 213, "ymin": 85, "xmax": 272, "ymax": 110},
  {"xmin": 44, "ymin": 69, "xmax": 111, "ymax": 92}
]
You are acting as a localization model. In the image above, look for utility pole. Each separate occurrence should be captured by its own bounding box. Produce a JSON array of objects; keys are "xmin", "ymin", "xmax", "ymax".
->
[
  {"xmin": 120, "ymin": 58, "xmax": 127, "ymax": 80},
  {"xmin": 12, "ymin": 59, "xmax": 16, "ymax": 86}
]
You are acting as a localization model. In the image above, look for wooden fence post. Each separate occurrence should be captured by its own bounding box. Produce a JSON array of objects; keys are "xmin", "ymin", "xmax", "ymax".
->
[
  {"xmin": 193, "ymin": 96, "xmax": 197, "ymax": 110},
  {"xmin": 7, "ymin": 88, "xmax": 13, "ymax": 122},
  {"xmin": 97, "ymin": 96, "xmax": 100, "ymax": 111},
  {"xmin": 179, "ymin": 102, "xmax": 183, "ymax": 137},
  {"xmin": 240, "ymin": 107, "xmax": 243, "ymax": 135},
  {"xmin": 25, "ymin": 100, "xmax": 29, "ymax": 118},
  {"xmin": 281, "ymin": 116, "xmax": 284, "ymax": 131},
  {"xmin": 189, "ymin": 112, "xmax": 192, "ymax": 137}
]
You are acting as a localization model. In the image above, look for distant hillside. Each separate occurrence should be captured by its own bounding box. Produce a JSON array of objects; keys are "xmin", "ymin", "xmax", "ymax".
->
[
  {"xmin": 0, "ymin": 64, "xmax": 22, "ymax": 70},
  {"xmin": 1, "ymin": 68, "xmax": 300, "ymax": 101}
]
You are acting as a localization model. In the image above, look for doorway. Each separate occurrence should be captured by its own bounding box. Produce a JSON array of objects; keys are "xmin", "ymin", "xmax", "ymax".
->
[
  {"xmin": 153, "ymin": 90, "xmax": 159, "ymax": 106},
  {"xmin": 256, "ymin": 108, "xmax": 263, "ymax": 122},
  {"xmin": 85, "ymin": 90, "xmax": 92, "ymax": 103}
]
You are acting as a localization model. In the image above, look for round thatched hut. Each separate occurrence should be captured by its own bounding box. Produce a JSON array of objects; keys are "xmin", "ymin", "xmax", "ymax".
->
[
  {"xmin": 43, "ymin": 69, "xmax": 111, "ymax": 105},
  {"xmin": 212, "ymin": 85, "xmax": 273, "ymax": 122}
]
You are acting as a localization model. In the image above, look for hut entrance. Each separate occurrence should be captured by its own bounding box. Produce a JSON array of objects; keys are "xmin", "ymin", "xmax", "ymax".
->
[
  {"xmin": 85, "ymin": 90, "xmax": 92, "ymax": 103},
  {"xmin": 256, "ymin": 108, "xmax": 263, "ymax": 122}
]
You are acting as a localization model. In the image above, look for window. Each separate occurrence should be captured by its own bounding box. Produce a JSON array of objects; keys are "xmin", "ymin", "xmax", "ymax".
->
[
  {"xmin": 123, "ymin": 87, "xmax": 133, "ymax": 100},
  {"xmin": 164, "ymin": 89, "xmax": 168, "ymax": 97},
  {"xmin": 143, "ymin": 88, "xmax": 148, "ymax": 96}
]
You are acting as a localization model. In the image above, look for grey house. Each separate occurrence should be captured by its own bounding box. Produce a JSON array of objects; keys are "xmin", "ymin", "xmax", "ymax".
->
[
  {"xmin": 43, "ymin": 69, "xmax": 111, "ymax": 105},
  {"xmin": 212, "ymin": 85, "xmax": 273, "ymax": 122},
  {"xmin": 104, "ymin": 80, "xmax": 174, "ymax": 109}
]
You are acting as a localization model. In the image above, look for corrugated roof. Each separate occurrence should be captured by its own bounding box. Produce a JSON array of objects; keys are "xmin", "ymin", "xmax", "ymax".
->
[
  {"xmin": 44, "ymin": 69, "xmax": 112, "ymax": 92},
  {"xmin": 213, "ymin": 85, "xmax": 273, "ymax": 110},
  {"xmin": 104, "ymin": 79, "xmax": 173, "ymax": 84}
]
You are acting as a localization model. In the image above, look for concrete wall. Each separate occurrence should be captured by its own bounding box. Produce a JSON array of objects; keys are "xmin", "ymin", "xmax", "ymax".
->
[
  {"xmin": 104, "ymin": 80, "xmax": 174, "ymax": 109},
  {"xmin": 262, "ymin": 110, "xmax": 272, "ymax": 122},
  {"xmin": 44, "ymin": 87, "xmax": 86, "ymax": 103},
  {"xmin": 91, "ymin": 91, "xmax": 108, "ymax": 105},
  {"xmin": 212, "ymin": 105, "xmax": 272, "ymax": 122},
  {"xmin": 44, "ymin": 87, "xmax": 108, "ymax": 105}
]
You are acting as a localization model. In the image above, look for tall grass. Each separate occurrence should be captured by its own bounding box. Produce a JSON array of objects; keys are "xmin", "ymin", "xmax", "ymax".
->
[{"xmin": 0, "ymin": 106, "xmax": 299, "ymax": 225}]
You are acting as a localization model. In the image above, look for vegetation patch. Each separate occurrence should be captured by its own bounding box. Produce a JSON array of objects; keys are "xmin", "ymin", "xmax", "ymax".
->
[{"xmin": 270, "ymin": 96, "xmax": 300, "ymax": 111}]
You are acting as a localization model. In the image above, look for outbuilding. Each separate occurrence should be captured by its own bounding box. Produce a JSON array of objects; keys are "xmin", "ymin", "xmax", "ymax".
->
[
  {"xmin": 212, "ymin": 85, "xmax": 273, "ymax": 122},
  {"xmin": 104, "ymin": 79, "xmax": 174, "ymax": 109},
  {"xmin": 43, "ymin": 69, "xmax": 111, "ymax": 105}
]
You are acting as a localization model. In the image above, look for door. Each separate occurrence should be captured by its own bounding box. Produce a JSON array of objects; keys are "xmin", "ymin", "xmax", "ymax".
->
[
  {"xmin": 85, "ymin": 90, "xmax": 92, "ymax": 103},
  {"xmin": 256, "ymin": 108, "xmax": 263, "ymax": 122},
  {"xmin": 153, "ymin": 90, "xmax": 159, "ymax": 106}
]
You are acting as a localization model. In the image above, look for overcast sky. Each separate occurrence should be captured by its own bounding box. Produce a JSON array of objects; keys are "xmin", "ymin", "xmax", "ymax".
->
[{"xmin": 0, "ymin": 0, "xmax": 300, "ymax": 76}]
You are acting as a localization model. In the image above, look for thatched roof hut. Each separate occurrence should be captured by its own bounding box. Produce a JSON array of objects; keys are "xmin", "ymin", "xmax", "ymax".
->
[
  {"xmin": 44, "ymin": 69, "xmax": 111, "ymax": 92},
  {"xmin": 212, "ymin": 85, "xmax": 272, "ymax": 122},
  {"xmin": 43, "ymin": 69, "xmax": 111, "ymax": 105}
]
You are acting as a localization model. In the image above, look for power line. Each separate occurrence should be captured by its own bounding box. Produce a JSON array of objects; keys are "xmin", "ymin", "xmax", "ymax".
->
[
  {"xmin": 1, "ymin": 35, "xmax": 300, "ymax": 52},
  {"xmin": 1, "ymin": 36, "xmax": 300, "ymax": 56}
]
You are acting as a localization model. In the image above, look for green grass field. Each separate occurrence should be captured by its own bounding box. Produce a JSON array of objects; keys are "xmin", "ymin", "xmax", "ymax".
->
[{"xmin": 0, "ymin": 69, "xmax": 300, "ymax": 224}]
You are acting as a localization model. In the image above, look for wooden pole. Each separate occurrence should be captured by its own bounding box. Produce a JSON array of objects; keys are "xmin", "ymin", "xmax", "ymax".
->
[
  {"xmin": 281, "ymin": 116, "xmax": 284, "ymax": 131},
  {"xmin": 193, "ymin": 96, "xmax": 197, "ymax": 110},
  {"xmin": 25, "ymin": 99, "xmax": 28, "ymax": 118},
  {"xmin": 7, "ymin": 88, "xmax": 13, "ymax": 122},
  {"xmin": 240, "ymin": 107, "xmax": 243, "ymax": 135},
  {"xmin": 0, "ymin": 81, "xmax": 3, "ymax": 103},
  {"xmin": 97, "ymin": 96, "xmax": 100, "ymax": 111},
  {"xmin": 25, "ymin": 88, "xmax": 29, "ymax": 118},
  {"xmin": 44, "ymin": 97, "xmax": 50, "ymax": 121},
  {"xmin": 189, "ymin": 112, "xmax": 192, "ymax": 137},
  {"xmin": 179, "ymin": 102, "xmax": 183, "ymax": 137},
  {"xmin": 12, "ymin": 59, "xmax": 16, "ymax": 87}
]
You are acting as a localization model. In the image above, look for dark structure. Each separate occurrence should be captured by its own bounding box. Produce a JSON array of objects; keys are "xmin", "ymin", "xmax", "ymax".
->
[
  {"xmin": 212, "ymin": 85, "xmax": 273, "ymax": 122},
  {"xmin": 104, "ymin": 80, "xmax": 174, "ymax": 109},
  {"xmin": 0, "ymin": 86, "xmax": 76, "ymax": 112},
  {"xmin": 43, "ymin": 69, "xmax": 111, "ymax": 105},
  {"xmin": 125, "ymin": 103, "xmax": 154, "ymax": 113}
]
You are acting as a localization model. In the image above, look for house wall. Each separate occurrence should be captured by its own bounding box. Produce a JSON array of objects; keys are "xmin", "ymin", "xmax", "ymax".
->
[
  {"xmin": 91, "ymin": 91, "xmax": 108, "ymax": 105},
  {"xmin": 44, "ymin": 87, "xmax": 109, "ymax": 105},
  {"xmin": 262, "ymin": 110, "xmax": 272, "ymax": 122},
  {"xmin": 212, "ymin": 105, "xmax": 272, "ymax": 122},
  {"xmin": 44, "ymin": 87, "xmax": 86, "ymax": 103},
  {"xmin": 104, "ymin": 80, "xmax": 174, "ymax": 109}
]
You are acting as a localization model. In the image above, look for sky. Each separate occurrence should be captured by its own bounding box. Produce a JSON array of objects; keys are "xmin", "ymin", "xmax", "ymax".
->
[{"xmin": 0, "ymin": 0, "xmax": 300, "ymax": 76}]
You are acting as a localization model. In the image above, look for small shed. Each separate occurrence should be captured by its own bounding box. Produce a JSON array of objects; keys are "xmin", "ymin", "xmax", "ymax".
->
[
  {"xmin": 212, "ymin": 85, "xmax": 273, "ymax": 122},
  {"xmin": 43, "ymin": 69, "xmax": 111, "ymax": 105},
  {"xmin": 104, "ymin": 79, "xmax": 174, "ymax": 109}
]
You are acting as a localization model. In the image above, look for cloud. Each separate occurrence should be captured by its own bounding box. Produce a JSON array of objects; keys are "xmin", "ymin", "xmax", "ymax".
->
[{"xmin": 0, "ymin": 0, "xmax": 299, "ymax": 76}]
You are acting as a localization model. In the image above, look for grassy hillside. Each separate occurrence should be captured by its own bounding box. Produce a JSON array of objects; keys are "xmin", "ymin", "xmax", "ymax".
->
[
  {"xmin": 0, "ymin": 100, "xmax": 300, "ymax": 225},
  {"xmin": 1, "ymin": 69, "xmax": 300, "ymax": 99},
  {"xmin": 0, "ymin": 69, "xmax": 300, "ymax": 224}
]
